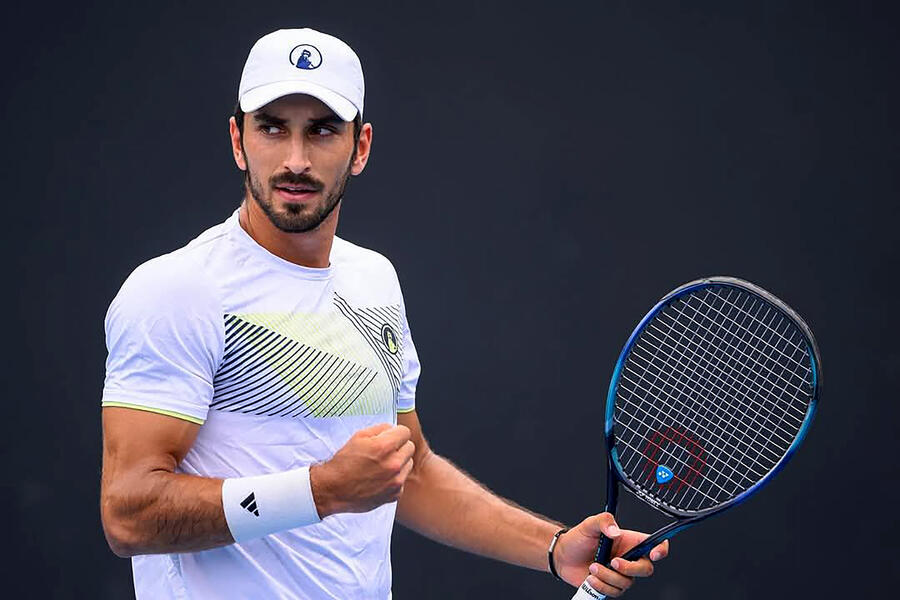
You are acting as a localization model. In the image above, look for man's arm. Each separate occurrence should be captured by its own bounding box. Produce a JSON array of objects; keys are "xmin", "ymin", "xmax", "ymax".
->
[
  {"xmin": 100, "ymin": 407, "xmax": 231, "ymax": 557},
  {"xmin": 101, "ymin": 406, "xmax": 416, "ymax": 557},
  {"xmin": 395, "ymin": 411, "xmax": 668, "ymax": 595}
]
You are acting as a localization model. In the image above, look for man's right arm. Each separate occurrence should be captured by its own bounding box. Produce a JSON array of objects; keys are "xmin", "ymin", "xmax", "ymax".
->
[
  {"xmin": 100, "ymin": 407, "xmax": 231, "ymax": 557},
  {"xmin": 100, "ymin": 407, "xmax": 415, "ymax": 557}
]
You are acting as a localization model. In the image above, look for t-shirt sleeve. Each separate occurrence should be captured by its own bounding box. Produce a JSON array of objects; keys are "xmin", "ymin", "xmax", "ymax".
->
[
  {"xmin": 396, "ymin": 291, "xmax": 421, "ymax": 414},
  {"xmin": 101, "ymin": 254, "xmax": 225, "ymax": 424}
]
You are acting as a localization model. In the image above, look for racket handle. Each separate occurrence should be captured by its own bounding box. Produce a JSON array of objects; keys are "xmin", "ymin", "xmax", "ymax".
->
[
  {"xmin": 570, "ymin": 579, "xmax": 607, "ymax": 600},
  {"xmin": 594, "ymin": 533, "xmax": 614, "ymax": 564}
]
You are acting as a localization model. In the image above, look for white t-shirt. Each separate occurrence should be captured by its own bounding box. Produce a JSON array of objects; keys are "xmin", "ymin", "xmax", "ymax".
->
[{"xmin": 102, "ymin": 209, "xmax": 420, "ymax": 599}]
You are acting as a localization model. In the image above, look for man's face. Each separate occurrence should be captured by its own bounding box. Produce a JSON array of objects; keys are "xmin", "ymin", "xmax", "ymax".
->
[{"xmin": 235, "ymin": 94, "xmax": 359, "ymax": 233}]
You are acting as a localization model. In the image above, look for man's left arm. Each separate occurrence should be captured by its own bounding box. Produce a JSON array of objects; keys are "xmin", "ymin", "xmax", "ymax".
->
[{"xmin": 395, "ymin": 411, "xmax": 669, "ymax": 596}]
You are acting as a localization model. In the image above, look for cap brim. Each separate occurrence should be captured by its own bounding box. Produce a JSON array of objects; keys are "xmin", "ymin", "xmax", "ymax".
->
[{"xmin": 240, "ymin": 80, "xmax": 359, "ymax": 121}]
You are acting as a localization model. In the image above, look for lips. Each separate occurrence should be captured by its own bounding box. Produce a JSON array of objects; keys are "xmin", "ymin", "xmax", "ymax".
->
[{"xmin": 274, "ymin": 185, "xmax": 320, "ymax": 202}]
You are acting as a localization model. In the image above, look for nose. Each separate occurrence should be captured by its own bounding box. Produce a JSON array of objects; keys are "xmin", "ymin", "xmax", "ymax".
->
[{"xmin": 283, "ymin": 133, "xmax": 312, "ymax": 174}]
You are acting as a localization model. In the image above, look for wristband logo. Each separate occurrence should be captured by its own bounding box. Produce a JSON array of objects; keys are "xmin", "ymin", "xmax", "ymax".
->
[
  {"xmin": 381, "ymin": 324, "xmax": 399, "ymax": 354},
  {"xmin": 240, "ymin": 492, "xmax": 260, "ymax": 516},
  {"xmin": 289, "ymin": 44, "xmax": 322, "ymax": 70}
]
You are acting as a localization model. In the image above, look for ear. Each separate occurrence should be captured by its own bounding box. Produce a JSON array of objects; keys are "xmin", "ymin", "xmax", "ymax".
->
[
  {"xmin": 229, "ymin": 116, "xmax": 247, "ymax": 171},
  {"xmin": 350, "ymin": 122, "xmax": 373, "ymax": 176}
]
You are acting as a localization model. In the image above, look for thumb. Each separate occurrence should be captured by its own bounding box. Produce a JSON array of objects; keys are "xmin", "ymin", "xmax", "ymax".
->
[
  {"xmin": 580, "ymin": 512, "xmax": 622, "ymax": 539},
  {"xmin": 354, "ymin": 423, "xmax": 393, "ymax": 438}
]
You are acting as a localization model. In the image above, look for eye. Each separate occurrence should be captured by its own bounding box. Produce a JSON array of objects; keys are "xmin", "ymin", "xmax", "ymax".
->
[
  {"xmin": 311, "ymin": 125, "xmax": 336, "ymax": 137},
  {"xmin": 259, "ymin": 125, "xmax": 283, "ymax": 135}
]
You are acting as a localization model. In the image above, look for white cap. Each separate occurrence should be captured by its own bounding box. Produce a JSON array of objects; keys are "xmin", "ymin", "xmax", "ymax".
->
[{"xmin": 238, "ymin": 28, "xmax": 364, "ymax": 121}]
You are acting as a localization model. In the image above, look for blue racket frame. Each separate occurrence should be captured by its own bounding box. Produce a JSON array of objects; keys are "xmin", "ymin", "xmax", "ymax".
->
[{"xmin": 593, "ymin": 277, "xmax": 821, "ymax": 564}]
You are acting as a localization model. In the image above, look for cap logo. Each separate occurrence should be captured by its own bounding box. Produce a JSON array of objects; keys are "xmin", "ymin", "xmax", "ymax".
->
[{"xmin": 289, "ymin": 44, "xmax": 322, "ymax": 70}]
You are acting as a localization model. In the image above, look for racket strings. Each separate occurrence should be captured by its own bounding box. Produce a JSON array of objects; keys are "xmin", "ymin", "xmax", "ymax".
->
[{"xmin": 614, "ymin": 285, "xmax": 814, "ymax": 513}]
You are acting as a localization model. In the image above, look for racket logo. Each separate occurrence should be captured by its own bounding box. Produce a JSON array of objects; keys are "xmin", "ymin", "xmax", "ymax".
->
[
  {"xmin": 641, "ymin": 427, "xmax": 706, "ymax": 493},
  {"xmin": 656, "ymin": 465, "xmax": 674, "ymax": 484}
]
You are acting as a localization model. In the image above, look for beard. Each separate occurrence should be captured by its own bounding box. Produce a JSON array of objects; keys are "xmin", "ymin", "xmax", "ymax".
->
[{"xmin": 245, "ymin": 159, "xmax": 353, "ymax": 234}]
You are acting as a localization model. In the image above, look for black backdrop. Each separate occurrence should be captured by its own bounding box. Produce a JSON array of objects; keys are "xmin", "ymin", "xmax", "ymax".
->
[{"xmin": 4, "ymin": 1, "xmax": 898, "ymax": 598}]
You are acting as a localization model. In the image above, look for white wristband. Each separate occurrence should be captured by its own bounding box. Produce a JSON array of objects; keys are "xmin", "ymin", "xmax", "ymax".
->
[{"xmin": 222, "ymin": 466, "xmax": 321, "ymax": 543}]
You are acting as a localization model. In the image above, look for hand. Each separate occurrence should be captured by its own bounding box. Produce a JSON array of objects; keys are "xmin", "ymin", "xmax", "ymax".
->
[
  {"xmin": 553, "ymin": 513, "xmax": 670, "ymax": 597},
  {"xmin": 310, "ymin": 423, "xmax": 415, "ymax": 517}
]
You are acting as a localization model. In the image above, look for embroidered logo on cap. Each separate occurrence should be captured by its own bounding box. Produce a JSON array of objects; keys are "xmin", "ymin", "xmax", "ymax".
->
[{"xmin": 289, "ymin": 44, "xmax": 322, "ymax": 70}]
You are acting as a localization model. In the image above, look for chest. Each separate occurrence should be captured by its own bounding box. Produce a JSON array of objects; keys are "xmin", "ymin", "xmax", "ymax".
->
[{"xmin": 209, "ymin": 291, "xmax": 403, "ymax": 420}]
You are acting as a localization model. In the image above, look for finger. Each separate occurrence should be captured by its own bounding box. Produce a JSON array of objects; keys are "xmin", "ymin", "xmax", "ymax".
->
[
  {"xmin": 398, "ymin": 456, "xmax": 414, "ymax": 481},
  {"xmin": 588, "ymin": 563, "xmax": 634, "ymax": 591},
  {"xmin": 375, "ymin": 425, "xmax": 412, "ymax": 450},
  {"xmin": 649, "ymin": 540, "xmax": 669, "ymax": 561},
  {"xmin": 397, "ymin": 439, "xmax": 416, "ymax": 461},
  {"xmin": 610, "ymin": 556, "xmax": 654, "ymax": 578},
  {"xmin": 581, "ymin": 512, "xmax": 622, "ymax": 539},
  {"xmin": 585, "ymin": 574, "xmax": 626, "ymax": 598},
  {"xmin": 393, "ymin": 457, "xmax": 414, "ymax": 497}
]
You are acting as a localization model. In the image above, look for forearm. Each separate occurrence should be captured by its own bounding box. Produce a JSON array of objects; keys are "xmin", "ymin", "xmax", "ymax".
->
[
  {"xmin": 101, "ymin": 469, "xmax": 232, "ymax": 557},
  {"xmin": 396, "ymin": 451, "xmax": 562, "ymax": 571}
]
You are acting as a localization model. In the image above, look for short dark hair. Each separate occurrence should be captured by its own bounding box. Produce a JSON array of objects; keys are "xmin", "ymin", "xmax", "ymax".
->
[{"xmin": 232, "ymin": 102, "xmax": 362, "ymax": 146}]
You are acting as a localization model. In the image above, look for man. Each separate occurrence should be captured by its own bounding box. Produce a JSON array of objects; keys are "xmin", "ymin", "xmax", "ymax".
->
[{"xmin": 100, "ymin": 28, "xmax": 669, "ymax": 599}]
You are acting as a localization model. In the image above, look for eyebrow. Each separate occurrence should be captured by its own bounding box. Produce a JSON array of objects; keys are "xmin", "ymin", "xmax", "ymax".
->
[
  {"xmin": 309, "ymin": 114, "xmax": 346, "ymax": 128},
  {"xmin": 252, "ymin": 111, "xmax": 346, "ymax": 128},
  {"xmin": 253, "ymin": 111, "xmax": 288, "ymax": 126}
]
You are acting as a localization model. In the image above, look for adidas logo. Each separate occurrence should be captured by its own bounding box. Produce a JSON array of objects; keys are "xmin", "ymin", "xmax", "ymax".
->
[{"xmin": 240, "ymin": 492, "xmax": 259, "ymax": 517}]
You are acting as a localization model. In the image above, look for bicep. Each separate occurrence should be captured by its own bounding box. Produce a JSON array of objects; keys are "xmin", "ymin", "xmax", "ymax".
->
[{"xmin": 102, "ymin": 407, "xmax": 201, "ymax": 483}]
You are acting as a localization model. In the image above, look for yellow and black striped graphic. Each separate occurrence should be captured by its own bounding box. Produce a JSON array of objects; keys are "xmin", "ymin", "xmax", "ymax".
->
[{"xmin": 209, "ymin": 294, "xmax": 403, "ymax": 419}]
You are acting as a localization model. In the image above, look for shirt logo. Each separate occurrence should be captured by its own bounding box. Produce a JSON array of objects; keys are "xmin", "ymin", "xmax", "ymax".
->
[
  {"xmin": 381, "ymin": 324, "xmax": 399, "ymax": 354},
  {"xmin": 289, "ymin": 44, "xmax": 322, "ymax": 70}
]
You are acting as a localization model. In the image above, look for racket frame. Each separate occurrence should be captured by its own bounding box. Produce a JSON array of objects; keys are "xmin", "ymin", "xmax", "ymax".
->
[{"xmin": 595, "ymin": 276, "xmax": 821, "ymax": 563}]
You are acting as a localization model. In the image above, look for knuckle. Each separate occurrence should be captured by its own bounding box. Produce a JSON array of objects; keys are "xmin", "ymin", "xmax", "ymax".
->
[{"xmin": 375, "ymin": 440, "xmax": 393, "ymax": 457}]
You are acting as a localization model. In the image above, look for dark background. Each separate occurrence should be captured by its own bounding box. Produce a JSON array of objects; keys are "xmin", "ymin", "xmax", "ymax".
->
[{"xmin": 4, "ymin": 0, "xmax": 897, "ymax": 598}]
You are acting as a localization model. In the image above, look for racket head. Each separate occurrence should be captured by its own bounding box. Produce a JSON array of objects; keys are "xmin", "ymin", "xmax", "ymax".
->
[{"xmin": 604, "ymin": 277, "xmax": 820, "ymax": 519}]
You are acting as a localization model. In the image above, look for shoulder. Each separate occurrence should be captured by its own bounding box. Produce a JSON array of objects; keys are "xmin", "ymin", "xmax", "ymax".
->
[
  {"xmin": 124, "ymin": 250, "xmax": 217, "ymax": 304},
  {"xmin": 332, "ymin": 236, "xmax": 400, "ymax": 282},
  {"xmin": 111, "ymin": 216, "xmax": 235, "ymax": 313},
  {"xmin": 107, "ymin": 244, "xmax": 224, "ymax": 329}
]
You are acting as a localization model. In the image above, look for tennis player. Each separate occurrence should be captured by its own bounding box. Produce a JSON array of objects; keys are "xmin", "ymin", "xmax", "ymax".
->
[{"xmin": 100, "ymin": 28, "xmax": 669, "ymax": 599}]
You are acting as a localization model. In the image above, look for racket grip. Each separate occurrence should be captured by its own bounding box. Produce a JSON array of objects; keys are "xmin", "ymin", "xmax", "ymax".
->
[
  {"xmin": 570, "ymin": 578, "xmax": 607, "ymax": 600},
  {"xmin": 594, "ymin": 533, "xmax": 614, "ymax": 564}
]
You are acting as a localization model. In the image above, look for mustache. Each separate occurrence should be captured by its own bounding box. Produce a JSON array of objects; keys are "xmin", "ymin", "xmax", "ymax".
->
[{"xmin": 270, "ymin": 172, "xmax": 324, "ymax": 190}]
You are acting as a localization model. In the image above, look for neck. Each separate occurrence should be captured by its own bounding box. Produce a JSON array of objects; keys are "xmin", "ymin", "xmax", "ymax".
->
[{"xmin": 238, "ymin": 197, "xmax": 339, "ymax": 269}]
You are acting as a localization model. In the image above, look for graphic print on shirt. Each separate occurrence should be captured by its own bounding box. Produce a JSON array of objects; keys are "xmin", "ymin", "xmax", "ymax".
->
[
  {"xmin": 332, "ymin": 292, "xmax": 403, "ymax": 400},
  {"xmin": 210, "ymin": 294, "xmax": 403, "ymax": 419}
]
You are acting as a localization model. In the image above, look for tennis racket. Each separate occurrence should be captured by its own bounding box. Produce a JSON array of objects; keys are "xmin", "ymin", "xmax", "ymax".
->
[{"xmin": 571, "ymin": 276, "xmax": 820, "ymax": 600}]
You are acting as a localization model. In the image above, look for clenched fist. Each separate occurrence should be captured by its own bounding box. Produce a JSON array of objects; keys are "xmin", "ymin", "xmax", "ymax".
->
[{"xmin": 310, "ymin": 423, "xmax": 415, "ymax": 517}]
